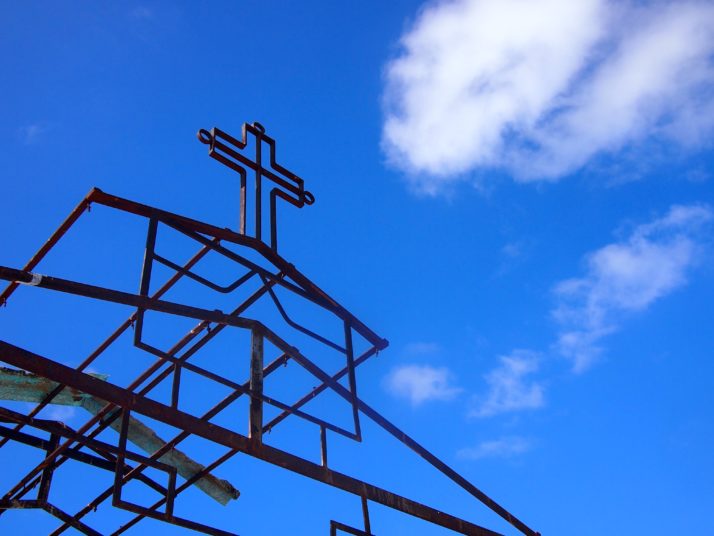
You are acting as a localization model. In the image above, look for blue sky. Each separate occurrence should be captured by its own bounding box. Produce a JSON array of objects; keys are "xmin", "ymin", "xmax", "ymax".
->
[{"xmin": 1, "ymin": 1, "xmax": 714, "ymax": 535}]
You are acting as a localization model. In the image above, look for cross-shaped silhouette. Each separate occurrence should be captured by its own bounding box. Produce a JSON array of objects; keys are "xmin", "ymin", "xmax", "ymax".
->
[{"xmin": 198, "ymin": 122, "xmax": 314, "ymax": 252}]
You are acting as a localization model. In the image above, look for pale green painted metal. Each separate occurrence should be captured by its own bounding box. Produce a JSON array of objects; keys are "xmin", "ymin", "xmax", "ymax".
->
[{"xmin": 0, "ymin": 367, "xmax": 239, "ymax": 505}]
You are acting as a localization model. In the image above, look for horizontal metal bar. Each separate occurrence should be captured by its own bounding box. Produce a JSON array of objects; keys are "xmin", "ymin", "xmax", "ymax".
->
[
  {"xmin": 0, "ymin": 266, "xmax": 257, "ymax": 331},
  {"xmin": 0, "ymin": 194, "xmax": 91, "ymax": 307},
  {"xmin": 84, "ymin": 188, "xmax": 387, "ymax": 349},
  {"xmin": 0, "ymin": 341, "xmax": 501, "ymax": 536}
]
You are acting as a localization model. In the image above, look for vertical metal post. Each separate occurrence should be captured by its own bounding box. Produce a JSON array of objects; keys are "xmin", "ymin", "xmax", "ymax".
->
[
  {"xmin": 37, "ymin": 433, "xmax": 59, "ymax": 503},
  {"xmin": 269, "ymin": 189, "xmax": 278, "ymax": 252},
  {"xmin": 134, "ymin": 216, "xmax": 158, "ymax": 344},
  {"xmin": 112, "ymin": 409, "xmax": 131, "ymax": 506},
  {"xmin": 249, "ymin": 329, "xmax": 264, "ymax": 443},
  {"xmin": 239, "ymin": 169, "xmax": 247, "ymax": 235},
  {"xmin": 361, "ymin": 497, "xmax": 371, "ymax": 535},
  {"xmin": 320, "ymin": 425, "xmax": 328, "ymax": 467},
  {"xmin": 170, "ymin": 363, "xmax": 181, "ymax": 410},
  {"xmin": 254, "ymin": 127, "xmax": 263, "ymax": 242},
  {"xmin": 344, "ymin": 321, "xmax": 361, "ymax": 440}
]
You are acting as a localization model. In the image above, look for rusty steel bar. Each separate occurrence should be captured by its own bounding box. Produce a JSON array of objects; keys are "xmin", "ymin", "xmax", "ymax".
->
[
  {"xmin": 0, "ymin": 239, "xmax": 215, "ymax": 449},
  {"xmin": 83, "ymin": 188, "xmax": 387, "ymax": 349},
  {"xmin": 0, "ymin": 341, "xmax": 504, "ymax": 536},
  {"xmin": 0, "ymin": 266, "xmax": 257, "ymax": 331},
  {"xmin": 249, "ymin": 329, "xmax": 264, "ymax": 443},
  {"xmin": 51, "ymin": 353, "xmax": 290, "ymax": 535},
  {"xmin": 0, "ymin": 194, "xmax": 91, "ymax": 307}
]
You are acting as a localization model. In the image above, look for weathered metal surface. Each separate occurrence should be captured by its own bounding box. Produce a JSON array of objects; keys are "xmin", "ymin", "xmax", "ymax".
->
[
  {"xmin": 0, "ymin": 367, "xmax": 239, "ymax": 505},
  {"xmin": 0, "ymin": 122, "xmax": 539, "ymax": 536}
]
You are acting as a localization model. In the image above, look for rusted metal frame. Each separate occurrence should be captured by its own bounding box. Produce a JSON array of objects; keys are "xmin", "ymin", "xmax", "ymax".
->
[
  {"xmin": 0, "ymin": 407, "xmax": 172, "ymax": 502},
  {"xmin": 1, "ymin": 500, "xmax": 101, "ymax": 536},
  {"xmin": 269, "ymin": 186, "xmax": 310, "ymax": 252},
  {"xmin": 343, "ymin": 321, "xmax": 362, "ymax": 441},
  {"xmin": 0, "ymin": 194, "xmax": 91, "ymax": 307},
  {"xmin": 83, "ymin": 188, "xmax": 386, "ymax": 348},
  {"xmin": 257, "ymin": 344, "xmax": 540, "ymax": 536},
  {"xmin": 355, "ymin": 398, "xmax": 538, "ymax": 536},
  {"xmin": 43, "ymin": 275, "xmax": 281, "ymax": 510},
  {"xmin": 153, "ymin": 253, "xmax": 255, "ymax": 294},
  {"xmin": 320, "ymin": 425, "xmax": 328, "ymax": 467},
  {"xmin": 165, "ymin": 220, "xmax": 334, "ymax": 313},
  {"xmin": 261, "ymin": 275, "xmax": 346, "ymax": 353},
  {"xmin": 0, "ymin": 266, "xmax": 367, "ymax": 443},
  {"xmin": 249, "ymin": 330, "xmax": 263, "ymax": 443},
  {"xmin": 37, "ymin": 432, "xmax": 59, "ymax": 503},
  {"xmin": 134, "ymin": 214, "xmax": 159, "ymax": 352},
  {"xmin": 0, "ymin": 395, "xmax": 165, "ymax": 506},
  {"xmin": 41, "ymin": 502, "xmax": 103, "ymax": 536},
  {"xmin": 172, "ymin": 221, "xmax": 383, "ymax": 350},
  {"xmin": 254, "ymin": 123, "xmax": 263, "ymax": 243},
  {"xmin": 0, "ymin": 240, "xmax": 215, "ymax": 450},
  {"xmin": 239, "ymin": 163, "xmax": 247, "ymax": 235},
  {"xmin": 255, "ymin": 323, "xmax": 366, "ymax": 441},
  {"xmin": 0, "ymin": 342, "xmax": 504, "ymax": 536},
  {"xmin": 0, "ymin": 407, "xmax": 170, "ymax": 497},
  {"xmin": 0, "ymin": 423, "xmax": 168, "ymax": 495},
  {"xmin": 111, "ymin": 447, "xmax": 242, "ymax": 536},
  {"xmin": 136, "ymin": 338, "xmax": 358, "ymax": 440},
  {"xmin": 263, "ymin": 346, "xmax": 378, "ymax": 433},
  {"xmin": 53, "ymin": 354, "xmax": 290, "ymax": 536},
  {"xmin": 0, "ymin": 267, "xmax": 257, "ymax": 331},
  {"xmin": 0, "ymin": 407, "xmax": 175, "ymax": 486},
  {"xmin": 112, "ymin": 409, "xmax": 178, "ymax": 524},
  {"xmin": 330, "ymin": 520, "xmax": 372, "ymax": 536},
  {"xmin": 0, "ymin": 303, "xmax": 221, "ymax": 504},
  {"xmin": 4, "ymin": 313, "xmax": 214, "ymax": 504},
  {"xmin": 200, "ymin": 126, "xmax": 305, "ymax": 203},
  {"xmin": 361, "ymin": 496, "xmax": 372, "ymax": 534},
  {"xmin": 117, "ymin": 499, "xmax": 235, "ymax": 536}
]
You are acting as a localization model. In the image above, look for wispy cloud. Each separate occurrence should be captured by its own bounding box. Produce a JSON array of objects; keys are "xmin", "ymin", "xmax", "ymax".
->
[
  {"xmin": 130, "ymin": 6, "xmax": 154, "ymax": 19},
  {"xmin": 554, "ymin": 204, "xmax": 713, "ymax": 371},
  {"xmin": 18, "ymin": 123, "xmax": 49, "ymax": 145},
  {"xmin": 470, "ymin": 350, "xmax": 544, "ymax": 418},
  {"xmin": 382, "ymin": 0, "xmax": 714, "ymax": 192},
  {"xmin": 385, "ymin": 364, "xmax": 462, "ymax": 406},
  {"xmin": 404, "ymin": 341, "xmax": 441, "ymax": 356},
  {"xmin": 40, "ymin": 405, "xmax": 78, "ymax": 423},
  {"xmin": 457, "ymin": 436, "xmax": 533, "ymax": 460}
]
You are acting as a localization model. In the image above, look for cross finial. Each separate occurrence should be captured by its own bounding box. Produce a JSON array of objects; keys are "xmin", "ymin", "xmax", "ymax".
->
[{"xmin": 198, "ymin": 122, "xmax": 314, "ymax": 252}]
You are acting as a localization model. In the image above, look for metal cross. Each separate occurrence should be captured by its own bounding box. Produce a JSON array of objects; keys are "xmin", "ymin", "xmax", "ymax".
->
[{"xmin": 197, "ymin": 122, "xmax": 314, "ymax": 252}]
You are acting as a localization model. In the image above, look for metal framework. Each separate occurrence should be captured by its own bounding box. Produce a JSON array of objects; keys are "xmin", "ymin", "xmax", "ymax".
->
[{"xmin": 0, "ymin": 122, "xmax": 540, "ymax": 535}]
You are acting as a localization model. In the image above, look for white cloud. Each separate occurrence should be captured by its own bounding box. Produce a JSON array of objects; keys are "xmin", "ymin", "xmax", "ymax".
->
[
  {"xmin": 554, "ymin": 204, "xmax": 713, "ymax": 371},
  {"xmin": 457, "ymin": 435, "xmax": 532, "ymax": 460},
  {"xmin": 382, "ymin": 0, "xmax": 714, "ymax": 192},
  {"xmin": 470, "ymin": 350, "xmax": 544, "ymax": 418},
  {"xmin": 385, "ymin": 364, "xmax": 462, "ymax": 406}
]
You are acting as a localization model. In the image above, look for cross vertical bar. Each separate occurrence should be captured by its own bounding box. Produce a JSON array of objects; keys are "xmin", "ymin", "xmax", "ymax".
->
[
  {"xmin": 239, "ymin": 168, "xmax": 247, "ymax": 235},
  {"xmin": 254, "ymin": 127, "xmax": 263, "ymax": 242}
]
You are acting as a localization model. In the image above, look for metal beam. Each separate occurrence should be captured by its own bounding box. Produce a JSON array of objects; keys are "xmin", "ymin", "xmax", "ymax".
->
[{"xmin": 0, "ymin": 340, "xmax": 502, "ymax": 536}]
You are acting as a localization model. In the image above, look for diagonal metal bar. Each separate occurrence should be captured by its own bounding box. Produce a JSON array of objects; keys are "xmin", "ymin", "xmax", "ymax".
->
[{"xmin": 0, "ymin": 341, "xmax": 504, "ymax": 536}]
